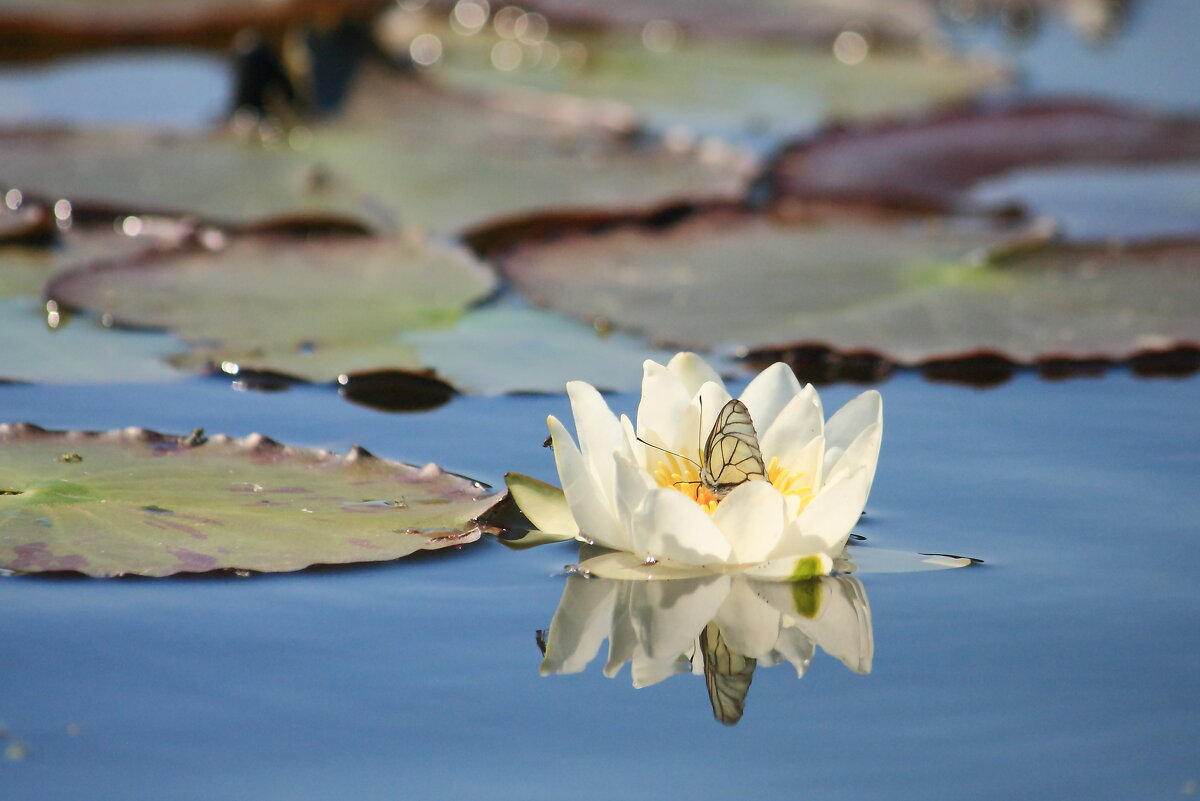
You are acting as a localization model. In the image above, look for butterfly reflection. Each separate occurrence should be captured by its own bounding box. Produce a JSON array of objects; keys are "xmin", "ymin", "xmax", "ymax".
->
[{"xmin": 537, "ymin": 571, "xmax": 873, "ymax": 726}]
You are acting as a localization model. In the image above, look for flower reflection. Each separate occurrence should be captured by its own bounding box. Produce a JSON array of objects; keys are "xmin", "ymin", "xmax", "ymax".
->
[{"xmin": 539, "ymin": 567, "xmax": 872, "ymax": 725}]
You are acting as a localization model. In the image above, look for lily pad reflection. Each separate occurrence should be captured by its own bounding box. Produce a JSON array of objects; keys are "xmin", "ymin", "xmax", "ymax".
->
[{"xmin": 539, "ymin": 571, "xmax": 872, "ymax": 725}]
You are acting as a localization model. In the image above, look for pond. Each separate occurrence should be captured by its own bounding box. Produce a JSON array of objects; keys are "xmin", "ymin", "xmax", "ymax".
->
[{"xmin": 2, "ymin": 1, "xmax": 1198, "ymax": 798}]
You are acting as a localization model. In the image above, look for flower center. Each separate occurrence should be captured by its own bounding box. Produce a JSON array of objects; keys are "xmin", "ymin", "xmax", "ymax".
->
[{"xmin": 652, "ymin": 455, "xmax": 813, "ymax": 515}]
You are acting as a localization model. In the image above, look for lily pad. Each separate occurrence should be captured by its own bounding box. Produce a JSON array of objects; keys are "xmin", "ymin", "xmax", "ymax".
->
[
  {"xmin": 386, "ymin": 12, "xmax": 1007, "ymax": 148},
  {"xmin": 0, "ymin": 66, "xmax": 749, "ymax": 235},
  {"xmin": 497, "ymin": 206, "xmax": 1043, "ymax": 352},
  {"xmin": 499, "ymin": 207, "xmax": 1200, "ymax": 365},
  {"xmin": 0, "ymin": 297, "xmax": 184, "ymax": 384},
  {"xmin": 0, "ymin": 0, "xmax": 386, "ymax": 61},
  {"xmin": 416, "ymin": 0, "xmax": 940, "ymax": 46},
  {"xmin": 45, "ymin": 229, "xmax": 497, "ymax": 380},
  {"xmin": 0, "ymin": 127, "xmax": 382, "ymax": 229},
  {"xmin": 0, "ymin": 222, "xmax": 179, "ymax": 299},
  {"xmin": 0, "ymin": 423, "xmax": 499, "ymax": 577},
  {"xmin": 301, "ymin": 67, "xmax": 752, "ymax": 234},
  {"xmin": 464, "ymin": 0, "xmax": 939, "ymax": 45},
  {"xmin": 766, "ymin": 99, "xmax": 1200, "ymax": 213},
  {"xmin": 969, "ymin": 164, "xmax": 1200, "ymax": 240},
  {"xmin": 401, "ymin": 305, "xmax": 702, "ymax": 395}
]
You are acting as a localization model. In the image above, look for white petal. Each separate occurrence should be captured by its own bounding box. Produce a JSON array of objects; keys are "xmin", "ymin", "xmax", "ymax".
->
[
  {"xmin": 539, "ymin": 575, "xmax": 618, "ymax": 675},
  {"xmin": 824, "ymin": 421, "xmax": 882, "ymax": 497},
  {"xmin": 770, "ymin": 466, "xmax": 872, "ymax": 559},
  {"xmin": 695, "ymin": 380, "xmax": 734, "ymax": 444},
  {"xmin": 709, "ymin": 480, "xmax": 787, "ymax": 564},
  {"xmin": 712, "ymin": 578, "xmax": 780, "ymax": 658},
  {"xmin": 548, "ymin": 415, "xmax": 627, "ymax": 551},
  {"xmin": 636, "ymin": 360, "xmax": 693, "ymax": 459},
  {"xmin": 613, "ymin": 451, "xmax": 654, "ymax": 533},
  {"xmin": 738, "ymin": 362, "xmax": 802, "ymax": 434},
  {"xmin": 666, "ymin": 352, "xmax": 725, "ymax": 398},
  {"xmin": 566, "ymin": 380, "xmax": 625, "ymax": 504},
  {"xmin": 632, "ymin": 487, "xmax": 733, "ymax": 565},
  {"xmin": 759, "ymin": 387, "xmax": 825, "ymax": 485},
  {"xmin": 768, "ymin": 627, "xmax": 817, "ymax": 678},
  {"xmin": 630, "ymin": 652, "xmax": 693, "ymax": 689},
  {"xmin": 604, "ymin": 580, "xmax": 637, "ymax": 677},
  {"xmin": 632, "ymin": 575, "xmax": 730, "ymax": 660},
  {"xmin": 793, "ymin": 576, "xmax": 874, "ymax": 675},
  {"xmin": 823, "ymin": 390, "xmax": 882, "ymax": 483}
]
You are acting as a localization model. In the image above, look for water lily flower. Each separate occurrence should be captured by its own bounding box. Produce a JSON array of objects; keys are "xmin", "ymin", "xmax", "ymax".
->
[
  {"xmin": 539, "ymin": 571, "xmax": 873, "ymax": 723},
  {"xmin": 512, "ymin": 353, "xmax": 882, "ymax": 579}
]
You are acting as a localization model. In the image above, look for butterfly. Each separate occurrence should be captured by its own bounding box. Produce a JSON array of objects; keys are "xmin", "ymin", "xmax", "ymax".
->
[
  {"xmin": 699, "ymin": 621, "xmax": 757, "ymax": 725},
  {"xmin": 639, "ymin": 397, "xmax": 767, "ymax": 500},
  {"xmin": 698, "ymin": 399, "xmax": 768, "ymax": 499}
]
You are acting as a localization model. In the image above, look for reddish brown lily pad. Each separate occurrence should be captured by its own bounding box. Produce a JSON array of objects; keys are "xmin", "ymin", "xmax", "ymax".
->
[
  {"xmin": 497, "ymin": 205, "xmax": 1200, "ymax": 367},
  {"xmin": 765, "ymin": 99, "xmax": 1200, "ymax": 214},
  {"xmin": 0, "ymin": 423, "xmax": 499, "ymax": 577},
  {"xmin": 0, "ymin": 0, "xmax": 387, "ymax": 62}
]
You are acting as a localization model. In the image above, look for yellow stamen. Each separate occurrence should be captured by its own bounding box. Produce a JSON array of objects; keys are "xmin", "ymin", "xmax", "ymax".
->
[{"xmin": 652, "ymin": 454, "xmax": 813, "ymax": 515}]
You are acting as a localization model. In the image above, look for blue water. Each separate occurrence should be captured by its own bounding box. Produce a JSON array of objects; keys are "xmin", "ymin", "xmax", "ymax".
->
[
  {"xmin": 2, "ymin": 372, "xmax": 1198, "ymax": 799},
  {"xmin": 3, "ymin": 1, "xmax": 1200, "ymax": 798}
]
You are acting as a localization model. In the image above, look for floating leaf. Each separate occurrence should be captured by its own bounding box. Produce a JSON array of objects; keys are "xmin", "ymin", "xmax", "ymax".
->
[
  {"xmin": 0, "ymin": 423, "xmax": 499, "ymax": 577},
  {"xmin": 0, "ymin": 67, "xmax": 749, "ymax": 234},
  {"xmin": 45, "ymin": 229, "xmax": 497, "ymax": 380},
  {"xmin": 0, "ymin": 0, "xmax": 384, "ymax": 61},
  {"xmin": 301, "ymin": 67, "xmax": 752, "ymax": 234},
  {"xmin": 969, "ymin": 164, "xmax": 1200, "ymax": 240},
  {"xmin": 0, "ymin": 127, "xmax": 380, "ymax": 229},
  {"xmin": 459, "ymin": 0, "xmax": 939, "ymax": 46},
  {"xmin": 498, "ymin": 206, "xmax": 1200, "ymax": 366},
  {"xmin": 162, "ymin": 296, "xmax": 701, "ymax": 394},
  {"xmin": 0, "ymin": 298, "xmax": 183, "ymax": 384},
  {"xmin": 401, "ymin": 305, "xmax": 697, "ymax": 395},
  {"xmin": 388, "ymin": 13, "xmax": 1007, "ymax": 148},
  {"xmin": 766, "ymin": 100, "xmax": 1200, "ymax": 213},
  {"xmin": 0, "ymin": 223, "xmax": 178, "ymax": 299}
]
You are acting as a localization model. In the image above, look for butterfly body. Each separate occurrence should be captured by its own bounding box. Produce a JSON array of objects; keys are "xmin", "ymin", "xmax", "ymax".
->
[{"xmin": 698, "ymin": 399, "xmax": 767, "ymax": 499}]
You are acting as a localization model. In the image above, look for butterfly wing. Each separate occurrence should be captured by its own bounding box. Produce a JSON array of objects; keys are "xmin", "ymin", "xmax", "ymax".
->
[
  {"xmin": 701, "ymin": 399, "xmax": 766, "ymax": 498},
  {"xmin": 700, "ymin": 622, "xmax": 756, "ymax": 726}
]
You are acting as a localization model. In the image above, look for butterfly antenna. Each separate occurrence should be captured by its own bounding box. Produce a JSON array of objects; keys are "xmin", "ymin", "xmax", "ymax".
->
[{"xmin": 634, "ymin": 435, "xmax": 701, "ymax": 470}]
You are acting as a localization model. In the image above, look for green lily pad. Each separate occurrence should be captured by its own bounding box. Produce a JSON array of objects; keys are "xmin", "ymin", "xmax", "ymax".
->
[
  {"xmin": 0, "ymin": 67, "xmax": 749, "ymax": 235},
  {"xmin": 45, "ymin": 229, "xmax": 497, "ymax": 379},
  {"xmin": 301, "ymin": 67, "xmax": 752, "ymax": 234},
  {"xmin": 385, "ymin": 13, "xmax": 1007, "ymax": 147},
  {"xmin": 0, "ymin": 127, "xmax": 383, "ymax": 229},
  {"xmin": 0, "ymin": 222, "xmax": 176, "ymax": 299},
  {"xmin": 401, "ymin": 305, "xmax": 698, "ymax": 395},
  {"xmin": 449, "ymin": 0, "xmax": 938, "ymax": 46},
  {"xmin": 500, "ymin": 207, "xmax": 1200, "ymax": 365},
  {"xmin": 0, "ymin": 297, "xmax": 183, "ymax": 384},
  {"xmin": 0, "ymin": 423, "xmax": 499, "ymax": 577}
]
